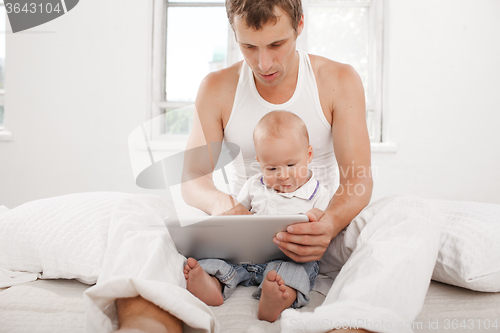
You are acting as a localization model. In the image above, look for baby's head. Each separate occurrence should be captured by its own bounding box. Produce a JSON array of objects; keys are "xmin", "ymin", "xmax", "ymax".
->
[{"xmin": 253, "ymin": 111, "xmax": 313, "ymax": 193}]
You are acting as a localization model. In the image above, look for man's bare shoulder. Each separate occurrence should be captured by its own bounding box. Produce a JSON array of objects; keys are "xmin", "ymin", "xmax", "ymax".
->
[
  {"xmin": 197, "ymin": 61, "xmax": 243, "ymax": 100},
  {"xmin": 308, "ymin": 54, "xmax": 360, "ymax": 86},
  {"xmin": 308, "ymin": 54, "xmax": 364, "ymax": 122},
  {"xmin": 195, "ymin": 61, "xmax": 243, "ymax": 126}
]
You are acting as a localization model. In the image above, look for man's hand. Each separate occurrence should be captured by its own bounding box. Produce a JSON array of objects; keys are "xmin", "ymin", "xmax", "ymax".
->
[
  {"xmin": 272, "ymin": 208, "xmax": 338, "ymax": 262},
  {"xmin": 219, "ymin": 203, "xmax": 252, "ymax": 216}
]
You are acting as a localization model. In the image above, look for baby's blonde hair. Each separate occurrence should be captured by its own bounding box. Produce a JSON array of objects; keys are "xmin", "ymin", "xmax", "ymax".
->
[{"xmin": 253, "ymin": 111, "xmax": 309, "ymax": 149}]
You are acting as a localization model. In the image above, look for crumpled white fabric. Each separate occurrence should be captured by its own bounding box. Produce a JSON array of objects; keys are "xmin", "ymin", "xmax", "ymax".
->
[
  {"xmin": 0, "ymin": 205, "xmax": 9, "ymax": 214},
  {"xmin": 281, "ymin": 195, "xmax": 445, "ymax": 333},
  {"xmin": 0, "ymin": 267, "xmax": 39, "ymax": 288},
  {"xmin": 83, "ymin": 194, "xmax": 217, "ymax": 333}
]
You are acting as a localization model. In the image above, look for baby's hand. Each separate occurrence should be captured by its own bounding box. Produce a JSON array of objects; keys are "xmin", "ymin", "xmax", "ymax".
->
[{"xmin": 219, "ymin": 203, "xmax": 252, "ymax": 216}]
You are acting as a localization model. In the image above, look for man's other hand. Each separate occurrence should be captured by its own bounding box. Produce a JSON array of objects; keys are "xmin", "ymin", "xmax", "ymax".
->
[{"xmin": 273, "ymin": 208, "xmax": 337, "ymax": 262}]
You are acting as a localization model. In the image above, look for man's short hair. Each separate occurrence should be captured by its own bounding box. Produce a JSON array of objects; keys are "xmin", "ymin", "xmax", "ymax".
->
[{"xmin": 226, "ymin": 0, "xmax": 303, "ymax": 34}]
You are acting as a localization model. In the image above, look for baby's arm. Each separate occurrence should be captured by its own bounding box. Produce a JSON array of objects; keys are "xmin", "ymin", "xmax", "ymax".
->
[{"xmin": 235, "ymin": 179, "xmax": 252, "ymax": 211}]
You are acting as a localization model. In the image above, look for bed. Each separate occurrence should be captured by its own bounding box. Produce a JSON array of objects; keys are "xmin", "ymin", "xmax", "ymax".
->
[
  {"xmin": 1, "ymin": 279, "xmax": 500, "ymax": 333},
  {"xmin": 1, "ymin": 192, "xmax": 499, "ymax": 332}
]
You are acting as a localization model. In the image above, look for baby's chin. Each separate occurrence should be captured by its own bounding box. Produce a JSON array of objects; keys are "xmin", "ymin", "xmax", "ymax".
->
[{"xmin": 274, "ymin": 184, "xmax": 297, "ymax": 193}]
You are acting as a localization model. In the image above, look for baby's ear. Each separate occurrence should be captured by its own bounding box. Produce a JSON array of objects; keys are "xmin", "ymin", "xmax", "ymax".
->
[
  {"xmin": 255, "ymin": 156, "xmax": 260, "ymax": 163},
  {"xmin": 307, "ymin": 145, "xmax": 313, "ymax": 163}
]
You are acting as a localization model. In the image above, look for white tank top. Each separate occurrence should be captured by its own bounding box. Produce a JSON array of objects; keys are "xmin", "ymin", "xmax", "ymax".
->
[{"xmin": 223, "ymin": 49, "xmax": 339, "ymax": 197}]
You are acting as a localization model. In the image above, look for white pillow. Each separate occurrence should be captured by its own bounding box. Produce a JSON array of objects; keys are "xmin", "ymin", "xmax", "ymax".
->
[
  {"xmin": 0, "ymin": 192, "xmax": 133, "ymax": 284},
  {"xmin": 431, "ymin": 199, "xmax": 500, "ymax": 292}
]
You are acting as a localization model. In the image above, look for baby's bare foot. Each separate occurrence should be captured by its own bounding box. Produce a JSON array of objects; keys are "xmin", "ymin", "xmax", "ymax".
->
[
  {"xmin": 258, "ymin": 270, "xmax": 297, "ymax": 322},
  {"xmin": 184, "ymin": 258, "xmax": 224, "ymax": 306}
]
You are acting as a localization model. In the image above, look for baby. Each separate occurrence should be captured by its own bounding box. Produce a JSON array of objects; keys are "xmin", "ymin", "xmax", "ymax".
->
[{"xmin": 183, "ymin": 111, "xmax": 330, "ymax": 322}]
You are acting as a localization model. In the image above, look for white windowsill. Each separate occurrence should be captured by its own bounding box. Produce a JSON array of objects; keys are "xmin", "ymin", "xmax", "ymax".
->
[
  {"xmin": 371, "ymin": 142, "xmax": 398, "ymax": 153},
  {"xmin": 140, "ymin": 140, "xmax": 398, "ymax": 154},
  {"xmin": 0, "ymin": 129, "xmax": 13, "ymax": 142}
]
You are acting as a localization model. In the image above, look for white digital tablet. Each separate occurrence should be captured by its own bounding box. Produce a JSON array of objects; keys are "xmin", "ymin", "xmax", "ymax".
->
[{"xmin": 166, "ymin": 215, "xmax": 310, "ymax": 264}]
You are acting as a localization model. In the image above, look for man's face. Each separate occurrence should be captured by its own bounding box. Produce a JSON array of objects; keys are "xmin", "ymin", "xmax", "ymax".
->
[
  {"xmin": 256, "ymin": 135, "xmax": 313, "ymax": 193},
  {"xmin": 233, "ymin": 7, "xmax": 304, "ymax": 87}
]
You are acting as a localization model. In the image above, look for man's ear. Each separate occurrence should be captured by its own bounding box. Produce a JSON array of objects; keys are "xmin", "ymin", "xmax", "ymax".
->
[
  {"xmin": 297, "ymin": 15, "xmax": 304, "ymax": 37},
  {"xmin": 307, "ymin": 145, "xmax": 313, "ymax": 164}
]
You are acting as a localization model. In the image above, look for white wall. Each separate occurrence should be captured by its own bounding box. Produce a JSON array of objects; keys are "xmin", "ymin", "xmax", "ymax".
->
[
  {"xmin": 1, "ymin": 0, "xmax": 499, "ymax": 208},
  {"xmin": 0, "ymin": 0, "xmax": 158, "ymax": 208},
  {"xmin": 372, "ymin": 0, "xmax": 500, "ymax": 204}
]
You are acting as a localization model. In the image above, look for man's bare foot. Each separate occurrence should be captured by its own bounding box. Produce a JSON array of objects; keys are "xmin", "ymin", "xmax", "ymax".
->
[
  {"xmin": 184, "ymin": 258, "xmax": 224, "ymax": 306},
  {"xmin": 115, "ymin": 296, "xmax": 182, "ymax": 333},
  {"xmin": 258, "ymin": 270, "xmax": 297, "ymax": 322}
]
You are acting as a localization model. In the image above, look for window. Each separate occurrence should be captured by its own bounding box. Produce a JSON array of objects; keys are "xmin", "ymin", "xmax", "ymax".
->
[
  {"xmin": 151, "ymin": 0, "xmax": 383, "ymax": 146},
  {"xmin": 300, "ymin": 0, "xmax": 384, "ymax": 142},
  {"xmin": 151, "ymin": 0, "xmax": 232, "ymax": 149},
  {"xmin": 0, "ymin": 2, "xmax": 5, "ymax": 129}
]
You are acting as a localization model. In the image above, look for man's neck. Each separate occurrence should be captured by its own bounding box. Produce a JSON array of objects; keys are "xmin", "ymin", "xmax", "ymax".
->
[{"xmin": 254, "ymin": 51, "xmax": 300, "ymax": 105}]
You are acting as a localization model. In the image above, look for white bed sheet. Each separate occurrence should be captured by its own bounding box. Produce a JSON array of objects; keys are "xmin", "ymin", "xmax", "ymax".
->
[
  {"xmin": 0, "ymin": 279, "xmax": 87, "ymax": 333},
  {"xmin": 414, "ymin": 281, "xmax": 500, "ymax": 332},
  {"xmin": 1, "ymin": 279, "xmax": 500, "ymax": 333}
]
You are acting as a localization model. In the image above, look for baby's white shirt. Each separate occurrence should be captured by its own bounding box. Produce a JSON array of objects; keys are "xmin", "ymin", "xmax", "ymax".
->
[{"xmin": 236, "ymin": 171, "xmax": 330, "ymax": 215}]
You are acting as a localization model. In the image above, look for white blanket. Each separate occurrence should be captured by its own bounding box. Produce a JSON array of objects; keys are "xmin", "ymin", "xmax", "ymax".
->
[
  {"xmin": 84, "ymin": 194, "xmax": 217, "ymax": 332},
  {"xmin": 85, "ymin": 194, "xmax": 446, "ymax": 333}
]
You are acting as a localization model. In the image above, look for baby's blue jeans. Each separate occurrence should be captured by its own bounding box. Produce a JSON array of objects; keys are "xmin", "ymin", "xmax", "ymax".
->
[{"xmin": 198, "ymin": 259, "xmax": 319, "ymax": 308}]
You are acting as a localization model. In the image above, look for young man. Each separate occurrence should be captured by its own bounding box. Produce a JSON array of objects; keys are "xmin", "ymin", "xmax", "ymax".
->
[
  {"xmin": 182, "ymin": 0, "xmax": 372, "ymax": 261},
  {"xmin": 110, "ymin": 1, "xmax": 441, "ymax": 332}
]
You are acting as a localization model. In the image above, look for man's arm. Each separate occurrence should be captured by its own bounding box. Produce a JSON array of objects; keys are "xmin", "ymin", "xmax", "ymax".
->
[
  {"xmin": 323, "ymin": 62, "xmax": 373, "ymax": 234},
  {"xmin": 181, "ymin": 64, "xmax": 251, "ymax": 216},
  {"xmin": 274, "ymin": 61, "xmax": 373, "ymax": 262}
]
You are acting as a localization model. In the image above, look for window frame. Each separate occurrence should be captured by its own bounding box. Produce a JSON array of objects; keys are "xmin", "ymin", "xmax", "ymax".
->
[{"xmin": 151, "ymin": 0, "xmax": 388, "ymax": 147}]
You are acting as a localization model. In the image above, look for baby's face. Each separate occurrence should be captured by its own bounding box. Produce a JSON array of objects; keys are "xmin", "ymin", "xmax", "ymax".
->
[{"xmin": 256, "ymin": 136, "xmax": 313, "ymax": 193}]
